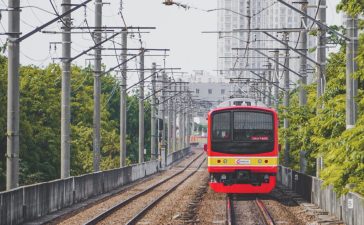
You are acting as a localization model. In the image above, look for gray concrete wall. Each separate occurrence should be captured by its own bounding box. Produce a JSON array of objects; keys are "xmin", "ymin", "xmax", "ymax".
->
[
  {"xmin": 0, "ymin": 147, "xmax": 190, "ymax": 225},
  {"xmin": 278, "ymin": 166, "xmax": 364, "ymax": 225},
  {"xmin": 166, "ymin": 147, "xmax": 191, "ymax": 166}
]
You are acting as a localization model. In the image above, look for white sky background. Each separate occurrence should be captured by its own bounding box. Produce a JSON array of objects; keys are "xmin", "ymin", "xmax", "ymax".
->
[{"xmin": 0, "ymin": 0, "xmax": 342, "ymax": 84}]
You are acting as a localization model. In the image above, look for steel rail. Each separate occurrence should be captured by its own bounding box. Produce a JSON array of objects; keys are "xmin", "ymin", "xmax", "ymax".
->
[
  {"xmin": 226, "ymin": 194, "xmax": 233, "ymax": 225},
  {"xmin": 255, "ymin": 198, "xmax": 276, "ymax": 225},
  {"xmin": 83, "ymin": 151, "xmax": 204, "ymax": 225},
  {"xmin": 228, "ymin": 196, "xmax": 276, "ymax": 225},
  {"xmin": 125, "ymin": 157, "xmax": 206, "ymax": 225}
]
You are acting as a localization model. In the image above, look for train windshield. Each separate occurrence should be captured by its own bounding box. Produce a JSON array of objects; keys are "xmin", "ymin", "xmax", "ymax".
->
[{"xmin": 211, "ymin": 110, "xmax": 274, "ymax": 154}]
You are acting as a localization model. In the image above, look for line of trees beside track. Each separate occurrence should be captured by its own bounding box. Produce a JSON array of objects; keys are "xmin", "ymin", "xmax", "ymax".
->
[
  {"xmin": 278, "ymin": 1, "xmax": 364, "ymax": 196},
  {"xmin": 0, "ymin": 55, "xmax": 152, "ymax": 191}
]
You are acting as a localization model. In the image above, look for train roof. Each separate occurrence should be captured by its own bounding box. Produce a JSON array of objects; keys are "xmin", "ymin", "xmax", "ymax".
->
[
  {"xmin": 216, "ymin": 98, "xmax": 266, "ymax": 108},
  {"xmin": 209, "ymin": 98, "xmax": 276, "ymax": 114}
]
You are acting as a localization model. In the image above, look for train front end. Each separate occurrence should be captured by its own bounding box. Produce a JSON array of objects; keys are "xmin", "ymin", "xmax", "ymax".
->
[{"xmin": 207, "ymin": 106, "xmax": 278, "ymax": 194}]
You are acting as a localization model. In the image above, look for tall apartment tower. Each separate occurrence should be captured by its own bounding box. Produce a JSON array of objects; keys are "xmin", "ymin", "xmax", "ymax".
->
[
  {"xmin": 217, "ymin": 0, "xmax": 269, "ymax": 98},
  {"xmin": 263, "ymin": 0, "xmax": 319, "ymax": 84},
  {"xmin": 217, "ymin": 0, "xmax": 247, "ymax": 77},
  {"xmin": 217, "ymin": 0, "xmax": 328, "ymax": 92}
]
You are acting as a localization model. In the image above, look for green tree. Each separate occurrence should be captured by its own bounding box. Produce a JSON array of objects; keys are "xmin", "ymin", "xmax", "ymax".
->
[{"xmin": 0, "ymin": 59, "xmax": 152, "ymax": 190}]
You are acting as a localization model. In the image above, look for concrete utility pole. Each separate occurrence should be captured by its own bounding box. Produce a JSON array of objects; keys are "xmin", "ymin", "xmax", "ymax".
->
[
  {"xmin": 267, "ymin": 63, "xmax": 272, "ymax": 107},
  {"xmin": 120, "ymin": 30, "xmax": 127, "ymax": 167},
  {"xmin": 316, "ymin": 0, "xmax": 326, "ymax": 100},
  {"xmin": 61, "ymin": 0, "xmax": 72, "ymax": 179},
  {"xmin": 299, "ymin": 2, "xmax": 308, "ymax": 106},
  {"xmin": 167, "ymin": 77, "xmax": 172, "ymax": 154},
  {"xmin": 283, "ymin": 34, "xmax": 290, "ymax": 166},
  {"xmin": 274, "ymin": 51, "xmax": 279, "ymax": 110},
  {"xmin": 183, "ymin": 85, "xmax": 188, "ymax": 147},
  {"xmin": 157, "ymin": 73, "xmax": 162, "ymax": 164},
  {"xmin": 178, "ymin": 79, "xmax": 183, "ymax": 150},
  {"xmin": 6, "ymin": 0, "xmax": 20, "ymax": 190},
  {"xmin": 172, "ymin": 83, "xmax": 177, "ymax": 152},
  {"xmin": 346, "ymin": 15, "xmax": 358, "ymax": 129},
  {"xmin": 138, "ymin": 49, "xmax": 145, "ymax": 163},
  {"xmin": 151, "ymin": 63, "xmax": 157, "ymax": 160},
  {"xmin": 161, "ymin": 72, "xmax": 167, "ymax": 166},
  {"xmin": 187, "ymin": 99, "xmax": 192, "ymax": 147},
  {"xmin": 93, "ymin": 0, "xmax": 102, "ymax": 172},
  {"xmin": 262, "ymin": 73, "xmax": 267, "ymax": 105},
  {"xmin": 300, "ymin": 150, "xmax": 307, "ymax": 174}
]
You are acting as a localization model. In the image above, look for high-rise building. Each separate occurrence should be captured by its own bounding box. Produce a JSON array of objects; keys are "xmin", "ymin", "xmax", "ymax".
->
[
  {"xmin": 217, "ymin": 0, "xmax": 327, "ymax": 88},
  {"xmin": 217, "ymin": 0, "xmax": 247, "ymax": 77}
]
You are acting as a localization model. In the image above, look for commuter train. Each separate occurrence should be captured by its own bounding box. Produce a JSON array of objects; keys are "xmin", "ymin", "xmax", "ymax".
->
[{"xmin": 205, "ymin": 98, "xmax": 279, "ymax": 194}]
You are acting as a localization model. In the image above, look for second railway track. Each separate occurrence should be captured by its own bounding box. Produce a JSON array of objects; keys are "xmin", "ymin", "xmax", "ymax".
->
[{"xmin": 83, "ymin": 151, "xmax": 206, "ymax": 225}]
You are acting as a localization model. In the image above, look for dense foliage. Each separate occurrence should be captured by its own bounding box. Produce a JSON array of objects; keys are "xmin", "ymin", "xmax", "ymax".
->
[
  {"xmin": 280, "ymin": 38, "xmax": 364, "ymax": 195},
  {"xmin": 0, "ymin": 57, "xmax": 151, "ymax": 190}
]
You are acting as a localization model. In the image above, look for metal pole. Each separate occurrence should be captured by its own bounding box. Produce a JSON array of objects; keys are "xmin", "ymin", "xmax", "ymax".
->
[
  {"xmin": 267, "ymin": 63, "xmax": 272, "ymax": 107},
  {"xmin": 61, "ymin": 0, "xmax": 71, "ymax": 179},
  {"xmin": 184, "ymin": 109, "xmax": 187, "ymax": 148},
  {"xmin": 316, "ymin": 0, "xmax": 326, "ymax": 101},
  {"xmin": 93, "ymin": 0, "xmax": 102, "ymax": 172},
  {"xmin": 187, "ymin": 100, "xmax": 192, "ymax": 147},
  {"xmin": 161, "ymin": 72, "xmax": 167, "ymax": 166},
  {"xmin": 299, "ymin": 2, "xmax": 308, "ymax": 106},
  {"xmin": 274, "ymin": 51, "xmax": 279, "ymax": 110},
  {"xmin": 151, "ymin": 63, "xmax": 157, "ymax": 160},
  {"xmin": 138, "ymin": 49, "xmax": 145, "ymax": 163},
  {"xmin": 6, "ymin": 0, "xmax": 20, "ymax": 190},
  {"xmin": 157, "ymin": 72, "xmax": 163, "ymax": 165},
  {"xmin": 179, "ymin": 79, "xmax": 183, "ymax": 150},
  {"xmin": 283, "ymin": 33, "xmax": 290, "ymax": 166},
  {"xmin": 346, "ymin": 15, "xmax": 358, "ymax": 129},
  {"xmin": 167, "ymin": 77, "xmax": 172, "ymax": 154},
  {"xmin": 183, "ymin": 86, "xmax": 188, "ymax": 147},
  {"xmin": 300, "ymin": 150, "xmax": 307, "ymax": 174},
  {"xmin": 262, "ymin": 73, "xmax": 267, "ymax": 105},
  {"xmin": 172, "ymin": 83, "xmax": 177, "ymax": 153},
  {"xmin": 120, "ymin": 30, "xmax": 127, "ymax": 167}
]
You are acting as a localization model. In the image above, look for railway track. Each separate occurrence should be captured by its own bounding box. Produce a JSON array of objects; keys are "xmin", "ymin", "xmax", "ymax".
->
[
  {"xmin": 227, "ymin": 195, "xmax": 276, "ymax": 225},
  {"xmin": 83, "ymin": 152, "xmax": 206, "ymax": 225}
]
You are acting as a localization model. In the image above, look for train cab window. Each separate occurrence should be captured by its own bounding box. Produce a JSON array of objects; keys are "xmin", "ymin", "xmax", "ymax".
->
[
  {"xmin": 212, "ymin": 112, "xmax": 230, "ymax": 140},
  {"xmin": 233, "ymin": 111, "xmax": 273, "ymax": 141}
]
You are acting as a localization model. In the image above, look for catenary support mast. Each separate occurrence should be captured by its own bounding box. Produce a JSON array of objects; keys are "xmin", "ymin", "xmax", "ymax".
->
[
  {"xmin": 6, "ymin": 0, "xmax": 20, "ymax": 190},
  {"xmin": 93, "ymin": 0, "xmax": 102, "ymax": 172},
  {"xmin": 346, "ymin": 15, "xmax": 358, "ymax": 129},
  {"xmin": 120, "ymin": 30, "xmax": 127, "ymax": 167},
  {"xmin": 151, "ymin": 63, "xmax": 157, "ymax": 159},
  {"xmin": 61, "ymin": 0, "xmax": 72, "ymax": 179},
  {"xmin": 138, "ymin": 49, "xmax": 145, "ymax": 163}
]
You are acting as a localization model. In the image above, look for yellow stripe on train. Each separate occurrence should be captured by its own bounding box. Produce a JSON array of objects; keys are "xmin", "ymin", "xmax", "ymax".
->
[{"xmin": 208, "ymin": 156, "xmax": 278, "ymax": 167}]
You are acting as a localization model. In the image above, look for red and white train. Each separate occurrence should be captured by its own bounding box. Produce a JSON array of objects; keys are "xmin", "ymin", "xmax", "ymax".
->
[{"xmin": 205, "ymin": 98, "xmax": 279, "ymax": 194}]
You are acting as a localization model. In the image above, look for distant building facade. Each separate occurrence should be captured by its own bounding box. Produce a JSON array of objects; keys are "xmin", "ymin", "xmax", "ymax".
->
[{"xmin": 216, "ymin": 0, "xmax": 338, "ymax": 87}]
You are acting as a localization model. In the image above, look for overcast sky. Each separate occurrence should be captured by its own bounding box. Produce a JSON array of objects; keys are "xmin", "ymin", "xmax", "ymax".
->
[{"xmin": 0, "ymin": 0, "xmax": 343, "ymax": 80}]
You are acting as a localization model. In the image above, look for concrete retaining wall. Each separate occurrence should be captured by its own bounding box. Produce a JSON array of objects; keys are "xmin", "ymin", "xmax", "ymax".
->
[
  {"xmin": 166, "ymin": 147, "xmax": 191, "ymax": 166},
  {"xmin": 0, "ymin": 147, "xmax": 190, "ymax": 225},
  {"xmin": 277, "ymin": 166, "xmax": 364, "ymax": 225}
]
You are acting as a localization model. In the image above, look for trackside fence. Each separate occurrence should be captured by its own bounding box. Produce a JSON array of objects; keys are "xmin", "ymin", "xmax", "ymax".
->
[
  {"xmin": 277, "ymin": 166, "xmax": 364, "ymax": 225},
  {"xmin": 0, "ymin": 147, "xmax": 191, "ymax": 225}
]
